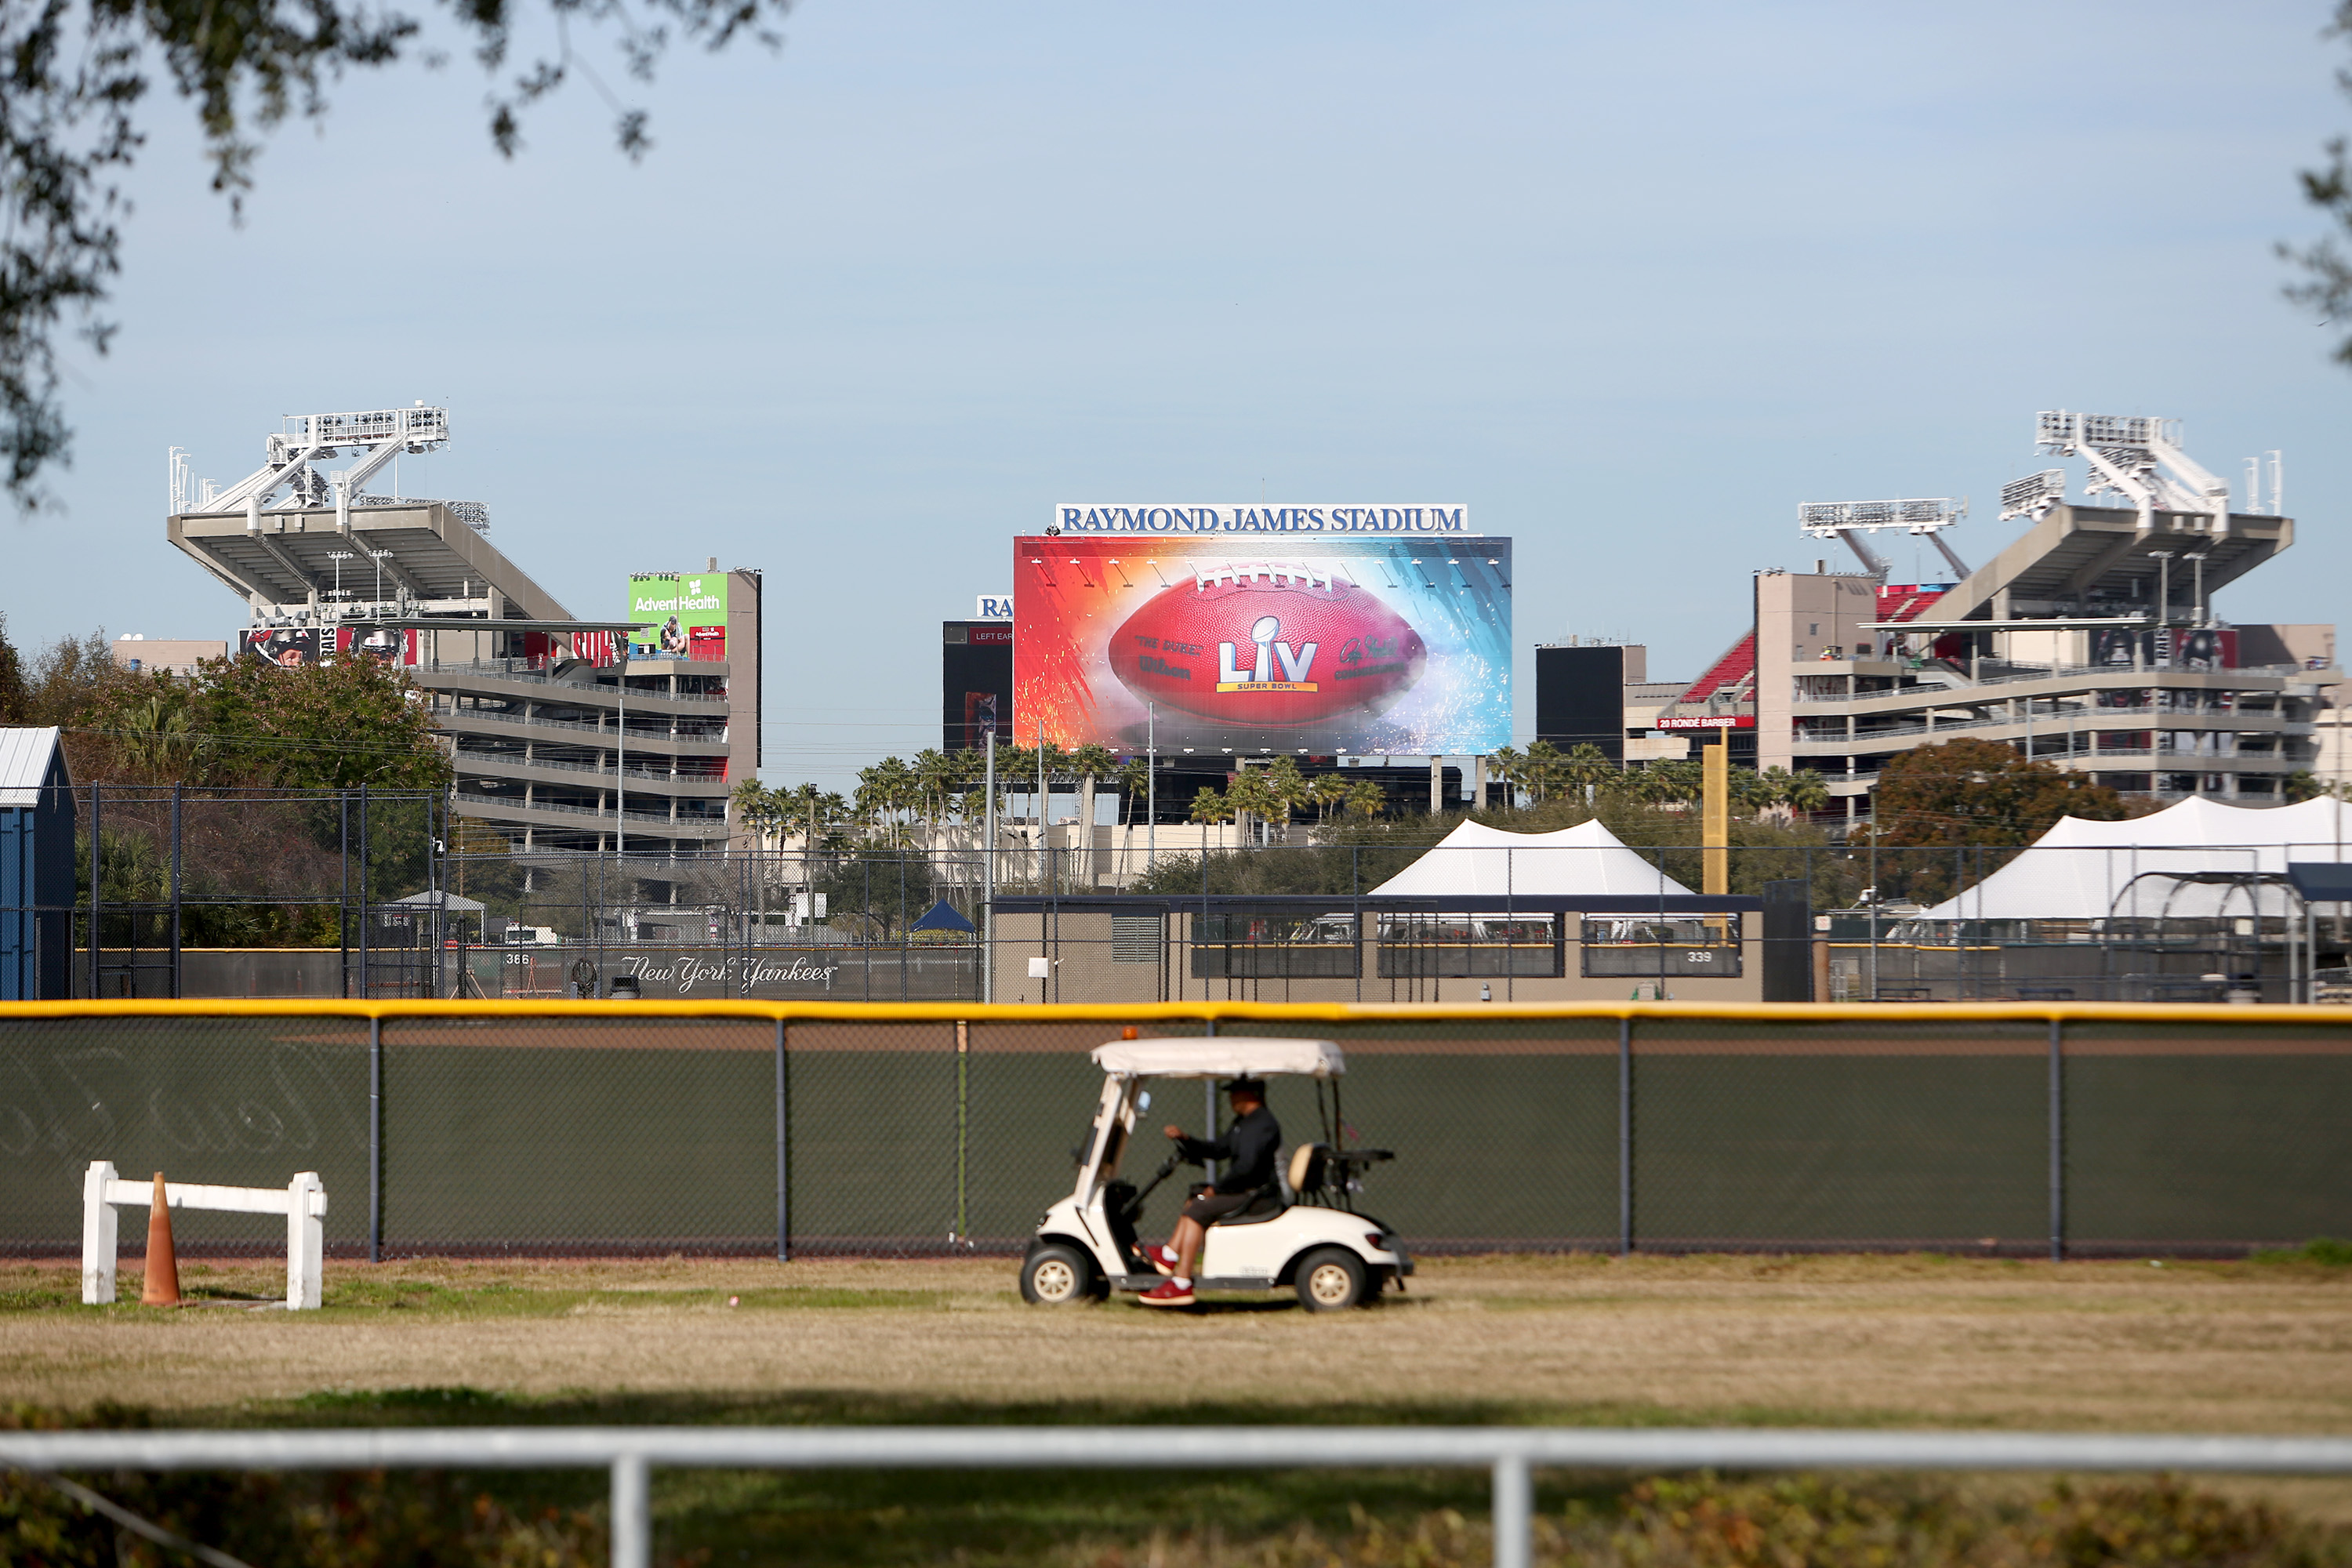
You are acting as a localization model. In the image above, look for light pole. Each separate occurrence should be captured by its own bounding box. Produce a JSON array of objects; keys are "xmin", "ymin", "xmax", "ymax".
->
[
  {"xmin": 1146, "ymin": 701, "xmax": 1156, "ymax": 875},
  {"xmin": 982, "ymin": 739, "xmax": 996, "ymax": 1004},
  {"xmin": 2147, "ymin": 550, "xmax": 2174, "ymax": 668},
  {"xmin": 328, "ymin": 550, "xmax": 354, "ymax": 601},
  {"xmin": 368, "ymin": 548, "xmax": 394, "ymax": 608}
]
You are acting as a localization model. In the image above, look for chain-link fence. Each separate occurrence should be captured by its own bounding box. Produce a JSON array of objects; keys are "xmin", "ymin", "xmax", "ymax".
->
[
  {"xmin": 10, "ymin": 795, "xmax": 2352, "ymax": 1006},
  {"xmin": 5, "ymin": 1003, "xmax": 2344, "ymax": 1261}
]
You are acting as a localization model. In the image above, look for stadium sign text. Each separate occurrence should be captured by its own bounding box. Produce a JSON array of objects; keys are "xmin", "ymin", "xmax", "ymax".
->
[{"xmin": 1055, "ymin": 504, "xmax": 1469, "ymax": 535}]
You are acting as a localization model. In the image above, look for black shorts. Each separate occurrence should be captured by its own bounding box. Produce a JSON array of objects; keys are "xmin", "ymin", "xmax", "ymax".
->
[{"xmin": 1181, "ymin": 1189, "xmax": 1258, "ymax": 1225}]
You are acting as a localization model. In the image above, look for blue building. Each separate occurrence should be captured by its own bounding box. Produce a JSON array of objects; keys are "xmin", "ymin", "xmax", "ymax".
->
[{"xmin": 0, "ymin": 727, "xmax": 74, "ymax": 1000}]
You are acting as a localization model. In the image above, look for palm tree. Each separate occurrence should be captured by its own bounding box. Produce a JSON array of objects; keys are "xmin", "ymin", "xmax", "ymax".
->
[
  {"xmin": 1647, "ymin": 758, "xmax": 1703, "ymax": 808},
  {"xmin": 1519, "ymin": 740, "xmax": 1563, "ymax": 804},
  {"xmin": 1261, "ymin": 757, "xmax": 1310, "ymax": 830},
  {"xmin": 1559, "ymin": 742, "xmax": 1614, "ymax": 807},
  {"xmin": 1740, "ymin": 766, "xmax": 1790, "ymax": 818},
  {"xmin": 731, "ymin": 779, "xmax": 785, "ymax": 848},
  {"xmin": 1485, "ymin": 745, "xmax": 1524, "ymax": 809},
  {"xmin": 910, "ymin": 748, "xmax": 958, "ymax": 834},
  {"xmin": 1341, "ymin": 779, "xmax": 1386, "ymax": 820},
  {"xmin": 1115, "ymin": 757, "xmax": 1152, "ymax": 828},
  {"xmin": 1188, "ymin": 786, "xmax": 1235, "ymax": 825},
  {"xmin": 1783, "ymin": 768, "xmax": 1832, "ymax": 818},
  {"xmin": 1224, "ymin": 769, "xmax": 1280, "ymax": 844},
  {"xmin": 855, "ymin": 756, "xmax": 917, "ymax": 844},
  {"xmin": 1310, "ymin": 771, "xmax": 1352, "ymax": 823}
]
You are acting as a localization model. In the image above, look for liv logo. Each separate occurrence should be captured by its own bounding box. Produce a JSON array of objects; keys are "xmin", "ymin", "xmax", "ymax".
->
[{"xmin": 1216, "ymin": 616, "xmax": 1319, "ymax": 692}]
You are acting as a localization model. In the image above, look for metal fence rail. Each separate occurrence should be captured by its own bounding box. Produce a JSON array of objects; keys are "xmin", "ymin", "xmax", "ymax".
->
[{"xmin": 6, "ymin": 1425, "xmax": 2352, "ymax": 1568}]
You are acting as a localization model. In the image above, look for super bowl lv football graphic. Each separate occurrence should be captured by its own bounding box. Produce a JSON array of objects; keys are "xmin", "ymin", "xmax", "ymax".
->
[{"xmin": 1110, "ymin": 564, "xmax": 1428, "ymax": 725}]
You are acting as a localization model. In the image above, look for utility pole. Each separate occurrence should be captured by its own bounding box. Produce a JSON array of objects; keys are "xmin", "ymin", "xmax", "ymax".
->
[{"xmin": 1146, "ymin": 702, "xmax": 1156, "ymax": 875}]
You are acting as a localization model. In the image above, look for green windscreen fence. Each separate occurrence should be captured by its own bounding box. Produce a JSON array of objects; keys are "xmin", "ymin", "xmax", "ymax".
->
[{"xmin": 2, "ymin": 1007, "xmax": 2345, "ymax": 1258}]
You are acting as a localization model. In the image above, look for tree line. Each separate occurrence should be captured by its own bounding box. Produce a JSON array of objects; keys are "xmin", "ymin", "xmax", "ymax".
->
[
  {"xmin": 0, "ymin": 615, "xmax": 453, "ymax": 946},
  {"xmin": 730, "ymin": 738, "xmax": 1838, "ymax": 846}
]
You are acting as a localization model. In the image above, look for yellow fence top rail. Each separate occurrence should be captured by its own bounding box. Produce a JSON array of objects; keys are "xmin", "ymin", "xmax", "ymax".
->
[{"xmin": 4, "ymin": 999, "xmax": 2352, "ymax": 1026}]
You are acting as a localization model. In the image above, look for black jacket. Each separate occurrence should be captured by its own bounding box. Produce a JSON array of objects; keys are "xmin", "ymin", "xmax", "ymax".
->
[{"xmin": 1177, "ymin": 1105, "xmax": 1283, "ymax": 1196}]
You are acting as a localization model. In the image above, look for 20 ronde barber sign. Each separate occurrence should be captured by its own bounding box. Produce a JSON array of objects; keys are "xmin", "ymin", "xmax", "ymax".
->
[
  {"xmin": 1055, "ymin": 503, "xmax": 1470, "ymax": 534},
  {"xmin": 1015, "ymin": 528, "xmax": 1511, "ymax": 757}
]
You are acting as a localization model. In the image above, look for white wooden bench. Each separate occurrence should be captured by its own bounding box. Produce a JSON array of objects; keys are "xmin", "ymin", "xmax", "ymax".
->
[{"xmin": 82, "ymin": 1161, "xmax": 328, "ymax": 1310}]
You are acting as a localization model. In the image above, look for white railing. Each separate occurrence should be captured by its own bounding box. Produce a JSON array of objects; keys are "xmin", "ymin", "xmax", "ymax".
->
[
  {"xmin": 2, "ymin": 1425, "xmax": 2349, "ymax": 1568},
  {"xmin": 79, "ymin": 1163, "xmax": 325, "ymax": 1310},
  {"xmin": 1791, "ymin": 663, "xmax": 2318, "ymax": 706}
]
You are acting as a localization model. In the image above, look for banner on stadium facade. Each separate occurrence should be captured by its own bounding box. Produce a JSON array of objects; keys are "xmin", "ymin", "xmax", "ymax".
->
[
  {"xmin": 241, "ymin": 626, "xmax": 424, "ymax": 665},
  {"xmin": 627, "ymin": 572, "xmax": 729, "ymax": 661},
  {"xmin": 1014, "ymin": 535, "xmax": 1511, "ymax": 755}
]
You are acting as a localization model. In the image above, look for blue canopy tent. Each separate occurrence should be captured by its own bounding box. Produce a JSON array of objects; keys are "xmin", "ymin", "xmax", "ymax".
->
[{"xmin": 909, "ymin": 899, "xmax": 978, "ymax": 935}]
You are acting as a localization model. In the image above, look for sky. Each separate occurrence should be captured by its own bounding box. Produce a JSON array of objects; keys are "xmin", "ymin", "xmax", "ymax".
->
[{"xmin": 9, "ymin": 0, "xmax": 2351, "ymax": 790}]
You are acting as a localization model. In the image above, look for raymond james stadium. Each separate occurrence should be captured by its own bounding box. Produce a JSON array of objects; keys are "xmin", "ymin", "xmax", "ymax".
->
[
  {"xmin": 4, "ymin": 398, "xmax": 2351, "ymax": 1568},
  {"xmin": 13, "ymin": 21, "xmax": 2352, "ymax": 1568}
]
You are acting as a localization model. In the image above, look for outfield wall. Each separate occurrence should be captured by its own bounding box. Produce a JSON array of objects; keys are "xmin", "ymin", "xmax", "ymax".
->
[{"xmin": 1, "ymin": 1000, "xmax": 2343, "ymax": 1260}]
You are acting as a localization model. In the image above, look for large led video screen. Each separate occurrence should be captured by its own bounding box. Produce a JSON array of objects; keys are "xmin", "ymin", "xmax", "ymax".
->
[{"xmin": 1014, "ymin": 537, "xmax": 1511, "ymax": 755}]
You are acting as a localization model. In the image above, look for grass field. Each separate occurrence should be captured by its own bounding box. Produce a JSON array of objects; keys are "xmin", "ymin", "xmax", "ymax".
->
[{"xmin": 5, "ymin": 1250, "xmax": 2350, "ymax": 1563}]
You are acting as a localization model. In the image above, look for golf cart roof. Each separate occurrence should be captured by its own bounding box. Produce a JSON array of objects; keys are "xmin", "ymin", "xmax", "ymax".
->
[{"xmin": 1089, "ymin": 1037, "xmax": 1345, "ymax": 1079}]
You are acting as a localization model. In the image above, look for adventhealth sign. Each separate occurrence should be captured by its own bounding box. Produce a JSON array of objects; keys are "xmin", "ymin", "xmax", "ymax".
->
[{"xmin": 1055, "ymin": 504, "xmax": 1470, "ymax": 535}]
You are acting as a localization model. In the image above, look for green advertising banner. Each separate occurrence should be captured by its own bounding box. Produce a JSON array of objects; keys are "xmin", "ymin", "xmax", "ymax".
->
[{"xmin": 627, "ymin": 572, "xmax": 729, "ymax": 661}]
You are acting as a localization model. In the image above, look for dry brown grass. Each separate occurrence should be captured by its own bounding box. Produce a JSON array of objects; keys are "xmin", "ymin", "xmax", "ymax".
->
[{"xmin": 4, "ymin": 1251, "xmax": 2348, "ymax": 1441}]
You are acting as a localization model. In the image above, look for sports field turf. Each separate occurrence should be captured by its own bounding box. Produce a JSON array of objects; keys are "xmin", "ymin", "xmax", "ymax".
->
[{"xmin": 5, "ymin": 1251, "xmax": 2349, "ymax": 1563}]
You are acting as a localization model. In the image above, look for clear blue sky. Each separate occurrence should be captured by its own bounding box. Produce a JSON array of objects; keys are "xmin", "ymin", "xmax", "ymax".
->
[{"xmin": 9, "ymin": 1, "xmax": 2350, "ymax": 789}]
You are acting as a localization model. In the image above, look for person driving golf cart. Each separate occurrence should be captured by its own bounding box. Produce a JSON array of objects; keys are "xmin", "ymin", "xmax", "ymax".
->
[
  {"xmin": 1136, "ymin": 1076, "xmax": 1278, "ymax": 1307},
  {"xmin": 1018, "ymin": 1036, "xmax": 1410, "ymax": 1312}
]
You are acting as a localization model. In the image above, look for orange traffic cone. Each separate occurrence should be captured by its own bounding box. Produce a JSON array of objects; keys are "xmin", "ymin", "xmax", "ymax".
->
[{"xmin": 140, "ymin": 1173, "xmax": 180, "ymax": 1306}]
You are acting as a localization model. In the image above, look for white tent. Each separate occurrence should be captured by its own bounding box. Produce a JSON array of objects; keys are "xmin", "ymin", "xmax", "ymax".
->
[
  {"xmin": 1366, "ymin": 818, "xmax": 1694, "ymax": 899},
  {"xmin": 1917, "ymin": 796, "xmax": 2352, "ymax": 921}
]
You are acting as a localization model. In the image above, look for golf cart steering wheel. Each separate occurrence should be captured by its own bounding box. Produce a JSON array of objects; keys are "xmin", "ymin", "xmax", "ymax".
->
[{"xmin": 1116, "ymin": 1152, "xmax": 1184, "ymax": 1224}]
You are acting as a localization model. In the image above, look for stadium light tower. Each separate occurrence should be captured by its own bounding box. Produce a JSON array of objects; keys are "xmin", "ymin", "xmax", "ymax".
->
[
  {"xmin": 176, "ymin": 405, "xmax": 452, "ymax": 536},
  {"xmin": 2033, "ymin": 411, "xmax": 2230, "ymax": 535},
  {"xmin": 1998, "ymin": 469, "xmax": 2066, "ymax": 523},
  {"xmin": 1797, "ymin": 498, "xmax": 1969, "ymax": 582}
]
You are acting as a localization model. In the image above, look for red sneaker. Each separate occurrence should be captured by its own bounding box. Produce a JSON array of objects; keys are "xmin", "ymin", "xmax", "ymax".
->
[
  {"xmin": 1141, "ymin": 1244, "xmax": 1180, "ymax": 1276},
  {"xmin": 1136, "ymin": 1279, "xmax": 1195, "ymax": 1307}
]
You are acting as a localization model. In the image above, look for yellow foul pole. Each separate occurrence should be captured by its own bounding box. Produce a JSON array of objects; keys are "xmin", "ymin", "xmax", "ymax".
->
[{"xmin": 1701, "ymin": 733, "xmax": 1728, "ymax": 896}]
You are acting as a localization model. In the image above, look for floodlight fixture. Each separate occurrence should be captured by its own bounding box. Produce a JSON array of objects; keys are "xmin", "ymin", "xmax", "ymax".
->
[
  {"xmin": 1798, "ymin": 498, "xmax": 1968, "ymax": 582},
  {"xmin": 178, "ymin": 405, "xmax": 452, "ymax": 521},
  {"xmin": 1797, "ymin": 498, "xmax": 1965, "ymax": 538},
  {"xmin": 2033, "ymin": 408, "xmax": 2230, "ymax": 534},
  {"xmin": 1999, "ymin": 469, "xmax": 2065, "ymax": 522}
]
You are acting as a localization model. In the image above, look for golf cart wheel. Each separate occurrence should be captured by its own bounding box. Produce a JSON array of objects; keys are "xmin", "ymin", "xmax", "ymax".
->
[
  {"xmin": 1294, "ymin": 1247, "xmax": 1368, "ymax": 1312},
  {"xmin": 1020, "ymin": 1244, "xmax": 1094, "ymax": 1306}
]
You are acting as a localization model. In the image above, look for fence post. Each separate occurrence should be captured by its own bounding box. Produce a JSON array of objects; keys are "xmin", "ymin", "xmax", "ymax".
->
[
  {"xmin": 369, "ymin": 1015, "xmax": 383, "ymax": 1264},
  {"xmin": 2047, "ymin": 1016, "xmax": 2064, "ymax": 1263},
  {"xmin": 1491, "ymin": 1453, "xmax": 1531, "ymax": 1568},
  {"xmin": 775, "ymin": 1018, "xmax": 789, "ymax": 1262},
  {"xmin": 1617, "ymin": 1014, "xmax": 1633, "ymax": 1257},
  {"xmin": 610, "ymin": 1454, "xmax": 650, "ymax": 1568},
  {"xmin": 168, "ymin": 784, "xmax": 182, "ymax": 1000},
  {"xmin": 955, "ymin": 1021, "xmax": 970, "ymax": 1243},
  {"xmin": 358, "ymin": 784, "xmax": 370, "ymax": 1001},
  {"xmin": 86, "ymin": 784, "xmax": 100, "ymax": 999}
]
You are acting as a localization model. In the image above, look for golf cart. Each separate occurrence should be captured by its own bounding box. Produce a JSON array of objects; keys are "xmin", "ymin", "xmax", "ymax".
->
[{"xmin": 1018, "ymin": 1036, "xmax": 1411, "ymax": 1311}]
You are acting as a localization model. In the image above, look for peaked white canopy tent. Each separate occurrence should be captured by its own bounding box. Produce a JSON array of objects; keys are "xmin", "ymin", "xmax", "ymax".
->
[
  {"xmin": 1367, "ymin": 818, "xmax": 1696, "ymax": 899},
  {"xmin": 1917, "ymin": 797, "xmax": 2352, "ymax": 922}
]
